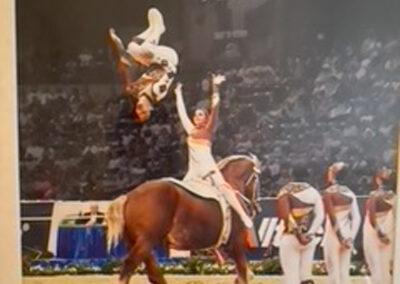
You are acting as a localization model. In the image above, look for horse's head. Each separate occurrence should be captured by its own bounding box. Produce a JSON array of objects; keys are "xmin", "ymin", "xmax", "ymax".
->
[{"xmin": 218, "ymin": 154, "xmax": 262, "ymax": 218}]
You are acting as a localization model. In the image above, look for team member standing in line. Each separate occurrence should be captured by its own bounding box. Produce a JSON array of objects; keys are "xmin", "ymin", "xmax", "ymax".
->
[
  {"xmin": 322, "ymin": 162, "xmax": 361, "ymax": 284},
  {"xmin": 363, "ymin": 168, "xmax": 396, "ymax": 284},
  {"xmin": 276, "ymin": 166, "xmax": 324, "ymax": 284}
]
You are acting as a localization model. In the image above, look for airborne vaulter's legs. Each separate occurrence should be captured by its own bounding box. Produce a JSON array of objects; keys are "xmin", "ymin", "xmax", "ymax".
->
[
  {"xmin": 131, "ymin": 8, "xmax": 165, "ymax": 45},
  {"xmin": 108, "ymin": 8, "xmax": 166, "ymax": 65},
  {"xmin": 107, "ymin": 8, "xmax": 178, "ymax": 123}
]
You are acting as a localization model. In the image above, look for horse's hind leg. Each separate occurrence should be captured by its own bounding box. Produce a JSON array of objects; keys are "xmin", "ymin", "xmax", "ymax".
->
[
  {"xmin": 119, "ymin": 238, "xmax": 155, "ymax": 284},
  {"xmin": 145, "ymin": 254, "xmax": 167, "ymax": 284}
]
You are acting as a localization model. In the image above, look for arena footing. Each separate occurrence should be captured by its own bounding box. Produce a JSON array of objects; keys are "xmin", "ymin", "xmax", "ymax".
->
[{"xmin": 23, "ymin": 275, "xmax": 371, "ymax": 284}]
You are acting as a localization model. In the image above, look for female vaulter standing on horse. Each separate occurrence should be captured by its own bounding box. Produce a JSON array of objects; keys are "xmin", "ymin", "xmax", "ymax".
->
[
  {"xmin": 107, "ymin": 8, "xmax": 178, "ymax": 123},
  {"xmin": 174, "ymin": 75, "xmax": 253, "ymax": 228}
]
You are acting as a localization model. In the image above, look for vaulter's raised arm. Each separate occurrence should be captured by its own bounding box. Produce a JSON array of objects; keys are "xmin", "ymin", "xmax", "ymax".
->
[
  {"xmin": 175, "ymin": 83, "xmax": 194, "ymax": 134},
  {"xmin": 205, "ymin": 74, "xmax": 225, "ymax": 132}
]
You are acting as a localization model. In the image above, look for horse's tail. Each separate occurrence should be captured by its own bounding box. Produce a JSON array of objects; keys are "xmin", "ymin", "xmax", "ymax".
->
[{"xmin": 106, "ymin": 195, "xmax": 127, "ymax": 252}]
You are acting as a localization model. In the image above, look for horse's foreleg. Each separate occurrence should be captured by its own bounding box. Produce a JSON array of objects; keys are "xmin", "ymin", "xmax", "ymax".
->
[
  {"xmin": 231, "ymin": 245, "xmax": 249, "ymax": 284},
  {"xmin": 119, "ymin": 238, "xmax": 154, "ymax": 284},
  {"xmin": 145, "ymin": 254, "xmax": 167, "ymax": 284}
]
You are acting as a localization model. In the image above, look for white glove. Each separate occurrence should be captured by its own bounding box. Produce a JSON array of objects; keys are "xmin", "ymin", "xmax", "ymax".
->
[
  {"xmin": 211, "ymin": 92, "xmax": 220, "ymax": 107},
  {"xmin": 331, "ymin": 162, "xmax": 347, "ymax": 171},
  {"xmin": 212, "ymin": 74, "xmax": 226, "ymax": 86}
]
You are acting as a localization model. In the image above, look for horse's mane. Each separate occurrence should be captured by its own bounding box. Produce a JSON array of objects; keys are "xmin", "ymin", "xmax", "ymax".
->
[{"xmin": 217, "ymin": 154, "xmax": 257, "ymax": 171}]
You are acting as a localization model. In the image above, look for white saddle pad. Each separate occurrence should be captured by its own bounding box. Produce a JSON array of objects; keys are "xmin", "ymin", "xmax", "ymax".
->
[{"xmin": 162, "ymin": 177, "xmax": 221, "ymax": 200}]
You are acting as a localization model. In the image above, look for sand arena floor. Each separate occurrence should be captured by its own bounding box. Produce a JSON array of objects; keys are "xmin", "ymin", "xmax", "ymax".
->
[{"xmin": 23, "ymin": 275, "xmax": 371, "ymax": 284}]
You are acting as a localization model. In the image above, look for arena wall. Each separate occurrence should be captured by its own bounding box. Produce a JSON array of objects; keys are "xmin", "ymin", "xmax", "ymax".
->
[{"xmin": 21, "ymin": 197, "xmax": 368, "ymax": 260}]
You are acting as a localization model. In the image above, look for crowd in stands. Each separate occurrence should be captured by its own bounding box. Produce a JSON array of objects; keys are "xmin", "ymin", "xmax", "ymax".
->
[{"xmin": 18, "ymin": 35, "xmax": 400, "ymax": 199}]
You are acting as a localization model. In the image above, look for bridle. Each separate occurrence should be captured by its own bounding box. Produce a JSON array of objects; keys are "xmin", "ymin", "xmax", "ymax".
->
[{"xmin": 238, "ymin": 160, "xmax": 261, "ymax": 218}]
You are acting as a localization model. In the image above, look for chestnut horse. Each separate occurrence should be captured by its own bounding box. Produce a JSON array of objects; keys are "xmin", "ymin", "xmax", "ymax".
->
[{"xmin": 106, "ymin": 154, "xmax": 261, "ymax": 284}]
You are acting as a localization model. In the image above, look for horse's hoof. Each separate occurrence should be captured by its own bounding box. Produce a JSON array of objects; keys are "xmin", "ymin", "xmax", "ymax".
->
[
  {"xmin": 234, "ymin": 277, "xmax": 245, "ymax": 284},
  {"xmin": 247, "ymin": 268, "xmax": 254, "ymax": 281}
]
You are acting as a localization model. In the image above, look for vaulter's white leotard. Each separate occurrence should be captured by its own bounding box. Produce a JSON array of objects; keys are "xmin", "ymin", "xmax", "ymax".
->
[{"xmin": 175, "ymin": 84, "xmax": 253, "ymax": 228}]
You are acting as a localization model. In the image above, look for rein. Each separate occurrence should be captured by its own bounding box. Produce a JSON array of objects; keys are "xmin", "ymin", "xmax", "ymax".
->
[
  {"xmin": 245, "ymin": 172, "xmax": 257, "ymax": 186},
  {"xmin": 238, "ymin": 166, "xmax": 261, "ymax": 217},
  {"xmin": 237, "ymin": 191, "xmax": 252, "ymax": 205},
  {"xmin": 239, "ymin": 171, "xmax": 257, "ymax": 204}
]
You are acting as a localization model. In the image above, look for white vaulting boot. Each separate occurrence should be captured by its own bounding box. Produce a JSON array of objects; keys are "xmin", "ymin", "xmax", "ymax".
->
[
  {"xmin": 247, "ymin": 267, "xmax": 255, "ymax": 281},
  {"xmin": 148, "ymin": 8, "xmax": 166, "ymax": 37}
]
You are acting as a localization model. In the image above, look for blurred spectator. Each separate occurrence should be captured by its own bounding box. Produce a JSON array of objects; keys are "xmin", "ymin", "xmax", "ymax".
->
[
  {"xmin": 75, "ymin": 204, "xmax": 105, "ymax": 226},
  {"xmin": 18, "ymin": 34, "xmax": 400, "ymax": 199}
]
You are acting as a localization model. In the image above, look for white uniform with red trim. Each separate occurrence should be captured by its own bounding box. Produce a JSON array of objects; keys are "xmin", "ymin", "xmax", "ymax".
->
[
  {"xmin": 323, "ymin": 184, "xmax": 360, "ymax": 284},
  {"xmin": 363, "ymin": 189, "xmax": 396, "ymax": 284},
  {"xmin": 277, "ymin": 182, "xmax": 324, "ymax": 284}
]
